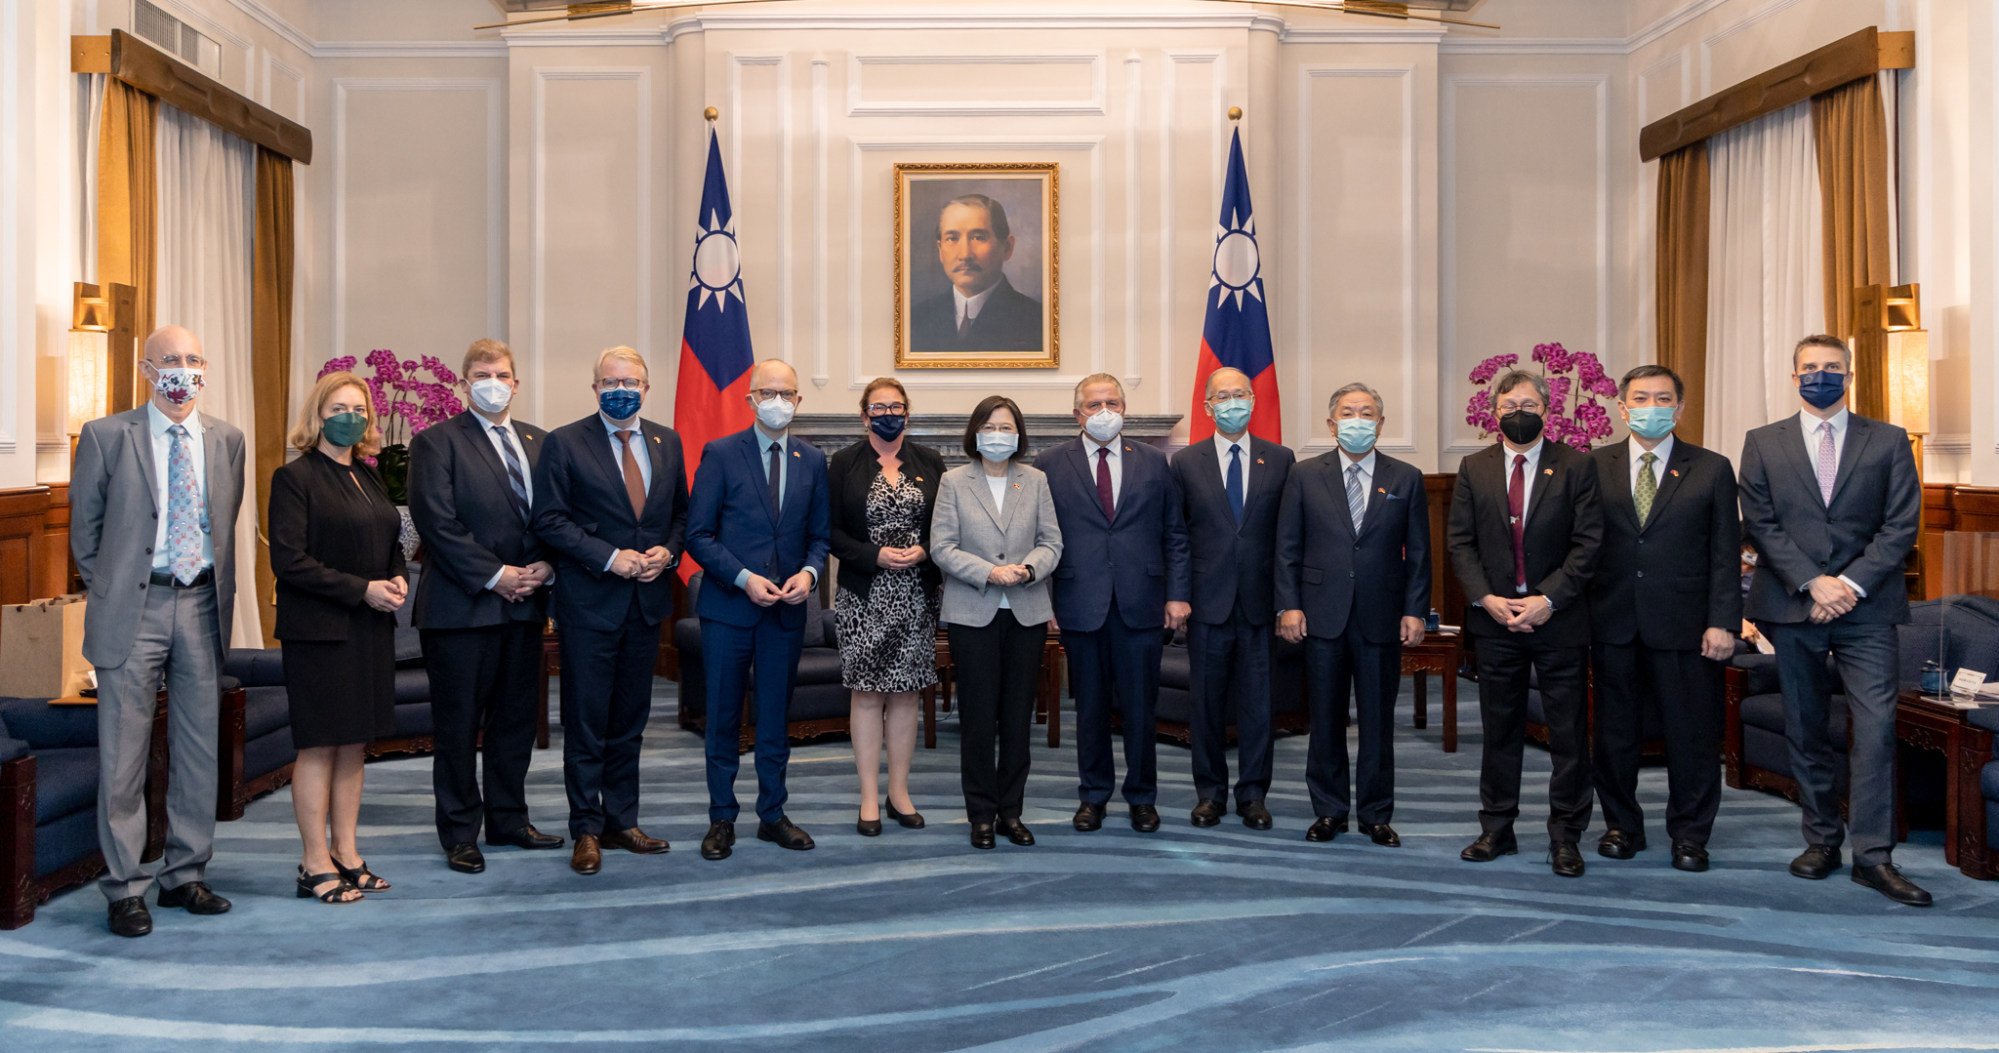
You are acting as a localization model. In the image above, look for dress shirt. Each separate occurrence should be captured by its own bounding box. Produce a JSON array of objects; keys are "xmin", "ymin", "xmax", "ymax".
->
[
  {"xmin": 1796, "ymin": 406, "xmax": 1867, "ymax": 598},
  {"xmin": 1084, "ymin": 433, "xmax": 1123, "ymax": 508},
  {"xmin": 1629, "ymin": 434, "xmax": 1674, "ymax": 493},
  {"xmin": 148, "ymin": 401, "xmax": 213, "ymax": 572},
  {"xmin": 953, "ymin": 282, "xmax": 1000, "ymax": 331},
  {"xmin": 1213, "ymin": 432, "xmax": 1251, "ymax": 495},
  {"xmin": 1339, "ymin": 448, "xmax": 1377, "ymax": 499}
]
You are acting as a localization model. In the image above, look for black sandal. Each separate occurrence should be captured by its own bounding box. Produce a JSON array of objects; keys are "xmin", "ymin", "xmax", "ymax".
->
[
  {"xmin": 295, "ymin": 865, "xmax": 362, "ymax": 904},
  {"xmin": 332, "ymin": 857, "xmax": 391, "ymax": 893}
]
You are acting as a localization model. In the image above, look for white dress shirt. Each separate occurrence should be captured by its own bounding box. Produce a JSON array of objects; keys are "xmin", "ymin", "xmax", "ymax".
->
[
  {"xmin": 1629, "ymin": 434, "xmax": 1674, "ymax": 493},
  {"xmin": 148, "ymin": 401, "xmax": 212, "ymax": 572},
  {"xmin": 1084, "ymin": 433, "xmax": 1123, "ymax": 508},
  {"xmin": 953, "ymin": 282, "xmax": 1000, "ymax": 331},
  {"xmin": 1502, "ymin": 438, "xmax": 1544, "ymax": 517},
  {"xmin": 1339, "ymin": 448, "xmax": 1377, "ymax": 511},
  {"xmin": 1213, "ymin": 432, "xmax": 1251, "ymax": 496},
  {"xmin": 1796, "ymin": 407, "xmax": 1866, "ymax": 597},
  {"xmin": 985, "ymin": 471, "xmax": 1011, "ymax": 610}
]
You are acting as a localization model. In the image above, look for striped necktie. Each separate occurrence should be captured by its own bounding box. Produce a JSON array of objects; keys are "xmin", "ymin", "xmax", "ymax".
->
[
  {"xmin": 492, "ymin": 425, "xmax": 531, "ymax": 523},
  {"xmin": 1345, "ymin": 464, "xmax": 1365, "ymax": 533}
]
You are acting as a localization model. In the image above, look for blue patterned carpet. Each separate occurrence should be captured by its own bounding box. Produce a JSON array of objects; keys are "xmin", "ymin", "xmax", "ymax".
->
[{"xmin": 4, "ymin": 679, "xmax": 1999, "ymax": 1053}]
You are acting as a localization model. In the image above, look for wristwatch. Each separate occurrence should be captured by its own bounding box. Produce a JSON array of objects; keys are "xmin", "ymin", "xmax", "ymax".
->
[{"xmin": 1021, "ymin": 564, "xmax": 1036, "ymax": 583}]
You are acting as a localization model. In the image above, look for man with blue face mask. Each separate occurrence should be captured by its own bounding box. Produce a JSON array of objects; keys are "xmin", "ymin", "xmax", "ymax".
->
[
  {"xmin": 1275, "ymin": 383, "xmax": 1429, "ymax": 846},
  {"xmin": 1169, "ymin": 368, "xmax": 1295, "ymax": 830},
  {"xmin": 1585, "ymin": 365, "xmax": 1740, "ymax": 874},
  {"xmin": 1738, "ymin": 334, "xmax": 1927, "ymax": 906}
]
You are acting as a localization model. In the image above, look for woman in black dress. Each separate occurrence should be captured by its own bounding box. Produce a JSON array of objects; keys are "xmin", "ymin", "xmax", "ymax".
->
[{"xmin": 269, "ymin": 371, "xmax": 407, "ymax": 904}]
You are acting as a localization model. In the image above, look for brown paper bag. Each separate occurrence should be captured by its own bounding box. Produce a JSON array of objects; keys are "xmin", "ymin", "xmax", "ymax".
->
[{"xmin": 0, "ymin": 594, "xmax": 93, "ymax": 699}]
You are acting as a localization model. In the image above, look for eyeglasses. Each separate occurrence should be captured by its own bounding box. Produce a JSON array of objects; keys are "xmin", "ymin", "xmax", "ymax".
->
[
  {"xmin": 865, "ymin": 402, "xmax": 907, "ymax": 416},
  {"xmin": 1206, "ymin": 390, "xmax": 1252, "ymax": 403},
  {"xmin": 596, "ymin": 378, "xmax": 645, "ymax": 391},
  {"xmin": 156, "ymin": 355, "xmax": 207, "ymax": 369},
  {"xmin": 1497, "ymin": 400, "xmax": 1544, "ymax": 414},
  {"xmin": 1079, "ymin": 400, "xmax": 1122, "ymax": 413},
  {"xmin": 751, "ymin": 388, "xmax": 799, "ymax": 402}
]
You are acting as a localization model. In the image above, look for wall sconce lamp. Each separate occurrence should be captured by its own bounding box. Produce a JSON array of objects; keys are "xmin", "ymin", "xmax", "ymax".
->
[{"xmin": 68, "ymin": 281, "xmax": 137, "ymax": 454}]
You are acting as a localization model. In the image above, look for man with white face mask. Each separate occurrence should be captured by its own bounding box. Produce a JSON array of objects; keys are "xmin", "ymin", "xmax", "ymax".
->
[
  {"xmin": 72, "ymin": 325, "xmax": 246, "ymax": 937},
  {"xmin": 408, "ymin": 339, "xmax": 564, "ymax": 875},
  {"xmin": 1033, "ymin": 373, "xmax": 1191, "ymax": 833}
]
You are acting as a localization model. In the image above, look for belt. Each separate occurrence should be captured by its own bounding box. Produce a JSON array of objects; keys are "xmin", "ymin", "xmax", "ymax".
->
[{"xmin": 150, "ymin": 567, "xmax": 214, "ymax": 589}]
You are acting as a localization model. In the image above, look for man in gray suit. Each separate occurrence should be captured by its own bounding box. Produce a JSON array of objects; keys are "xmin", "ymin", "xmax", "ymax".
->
[
  {"xmin": 71, "ymin": 325, "xmax": 246, "ymax": 936},
  {"xmin": 1738, "ymin": 332, "xmax": 1927, "ymax": 906}
]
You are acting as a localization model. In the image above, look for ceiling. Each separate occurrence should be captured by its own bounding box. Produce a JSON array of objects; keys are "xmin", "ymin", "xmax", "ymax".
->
[{"xmin": 487, "ymin": 0, "xmax": 1485, "ymax": 11}]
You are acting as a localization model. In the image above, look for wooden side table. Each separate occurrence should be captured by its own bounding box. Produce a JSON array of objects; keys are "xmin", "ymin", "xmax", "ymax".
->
[
  {"xmin": 1895, "ymin": 689, "xmax": 1996, "ymax": 879},
  {"xmin": 1401, "ymin": 629, "xmax": 1464, "ymax": 753}
]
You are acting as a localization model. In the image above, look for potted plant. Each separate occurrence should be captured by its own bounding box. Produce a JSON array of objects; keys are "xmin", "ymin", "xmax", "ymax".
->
[
  {"xmin": 1463, "ymin": 341, "xmax": 1617, "ymax": 451},
  {"xmin": 316, "ymin": 349, "xmax": 464, "ymax": 504}
]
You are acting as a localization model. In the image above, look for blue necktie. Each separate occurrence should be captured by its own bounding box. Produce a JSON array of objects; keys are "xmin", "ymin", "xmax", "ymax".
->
[
  {"xmin": 1225, "ymin": 445, "xmax": 1244, "ymax": 525},
  {"xmin": 166, "ymin": 424, "xmax": 205, "ymax": 584},
  {"xmin": 492, "ymin": 425, "xmax": 531, "ymax": 523}
]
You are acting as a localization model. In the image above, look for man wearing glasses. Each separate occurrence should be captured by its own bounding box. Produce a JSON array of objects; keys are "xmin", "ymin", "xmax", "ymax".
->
[
  {"xmin": 684, "ymin": 358, "xmax": 832, "ymax": 860},
  {"xmin": 1447, "ymin": 369, "xmax": 1602, "ymax": 877},
  {"xmin": 1738, "ymin": 334, "xmax": 1928, "ymax": 906}
]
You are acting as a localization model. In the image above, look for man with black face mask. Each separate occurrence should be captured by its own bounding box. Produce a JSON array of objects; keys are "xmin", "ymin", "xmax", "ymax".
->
[
  {"xmin": 1447, "ymin": 369, "xmax": 1602, "ymax": 878},
  {"xmin": 1738, "ymin": 333, "xmax": 1926, "ymax": 906}
]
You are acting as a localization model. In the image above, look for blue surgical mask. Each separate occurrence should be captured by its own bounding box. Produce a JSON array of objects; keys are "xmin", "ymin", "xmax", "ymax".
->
[
  {"xmin": 321, "ymin": 412, "xmax": 368, "ymax": 449},
  {"xmin": 598, "ymin": 388, "xmax": 642, "ymax": 421},
  {"xmin": 977, "ymin": 432, "xmax": 1018, "ymax": 462},
  {"xmin": 1335, "ymin": 418, "xmax": 1378, "ymax": 455},
  {"xmin": 1625, "ymin": 405, "xmax": 1677, "ymax": 440},
  {"xmin": 1798, "ymin": 370, "xmax": 1847, "ymax": 410},
  {"xmin": 1210, "ymin": 397, "xmax": 1253, "ymax": 435},
  {"xmin": 869, "ymin": 414, "xmax": 907, "ymax": 441}
]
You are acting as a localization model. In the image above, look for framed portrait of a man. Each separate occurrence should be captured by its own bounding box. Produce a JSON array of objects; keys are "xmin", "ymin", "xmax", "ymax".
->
[{"xmin": 894, "ymin": 162, "xmax": 1058, "ymax": 368}]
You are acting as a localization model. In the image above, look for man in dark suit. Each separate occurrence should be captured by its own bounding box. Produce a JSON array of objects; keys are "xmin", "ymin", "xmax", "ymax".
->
[
  {"xmin": 1587, "ymin": 365, "xmax": 1740, "ymax": 873},
  {"xmin": 1169, "ymin": 367, "xmax": 1293, "ymax": 830},
  {"xmin": 1739, "ymin": 333, "xmax": 1928, "ymax": 906},
  {"xmin": 409, "ymin": 339, "xmax": 564, "ymax": 875},
  {"xmin": 684, "ymin": 358, "xmax": 832, "ymax": 861},
  {"xmin": 530, "ymin": 346, "xmax": 687, "ymax": 876},
  {"xmin": 1035, "ymin": 373, "xmax": 1191, "ymax": 833},
  {"xmin": 909, "ymin": 193, "xmax": 1043, "ymax": 354},
  {"xmin": 1449, "ymin": 368, "xmax": 1602, "ymax": 877},
  {"xmin": 1275, "ymin": 382, "xmax": 1429, "ymax": 847}
]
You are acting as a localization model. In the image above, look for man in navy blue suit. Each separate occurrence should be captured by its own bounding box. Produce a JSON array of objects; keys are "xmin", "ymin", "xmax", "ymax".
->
[
  {"xmin": 1035, "ymin": 373, "xmax": 1191, "ymax": 833},
  {"xmin": 1276, "ymin": 383, "xmax": 1430, "ymax": 847},
  {"xmin": 531, "ymin": 346, "xmax": 688, "ymax": 876},
  {"xmin": 684, "ymin": 358, "xmax": 832, "ymax": 861},
  {"xmin": 1169, "ymin": 367, "xmax": 1293, "ymax": 831}
]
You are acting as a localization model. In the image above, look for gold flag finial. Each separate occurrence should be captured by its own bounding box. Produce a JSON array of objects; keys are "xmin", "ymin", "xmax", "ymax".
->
[
  {"xmin": 704, "ymin": 106, "xmax": 718, "ymax": 122},
  {"xmin": 1228, "ymin": 105, "xmax": 1243, "ymax": 122}
]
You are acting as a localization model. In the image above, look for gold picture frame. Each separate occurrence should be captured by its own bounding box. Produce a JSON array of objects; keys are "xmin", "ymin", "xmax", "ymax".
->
[{"xmin": 894, "ymin": 162, "xmax": 1059, "ymax": 369}]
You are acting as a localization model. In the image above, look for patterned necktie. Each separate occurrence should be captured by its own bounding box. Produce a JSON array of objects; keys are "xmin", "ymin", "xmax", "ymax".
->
[
  {"xmin": 1345, "ymin": 463, "xmax": 1365, "ymax": 533},
  {"xmin": 166, "ymin": 424, "xmax": 204, "ymax": 585},
  {"xmin": 492, "ymin": 425, "xmax": 531, "ymax": 523},
  {"xmin": 1507, "ymin": 453, "xmax": 1528, "ymax": 592},
  {"xmin": 1815, "ymin": 421, "xmax": 1837, "ymax": 505},
  {"xmin": 1225, "ymin": 445, "xmax": 1244, "ymax": 525},
  {"xmin": 767, "ymin": 441, "xmax": 784, "ymax": 516},
  {"xmin": 1095, "ymin": 447, "xmax": 1115, "ymax": 520},
  {"xmin": 1634, "ymin": 451, "xmax": 1658, "ymax": 526},
  {"xmin": 615, "ymin": 430, "xmax": 646, "ymax": 518}
]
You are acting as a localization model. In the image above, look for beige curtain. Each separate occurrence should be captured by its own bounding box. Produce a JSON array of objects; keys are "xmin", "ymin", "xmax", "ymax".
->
[
  {"xmin": 1811, "ymin": 75, "xmax": 1893, "ymax": 416},
  {"xmin": 252, "ymin": 148, "xmax": 294, "ymax": 645},
  {"xmin": 1655, "ymin": 143, "xmax": 1711, "ymax": 447},
  {"xmin": 96, "ymin": 80, "xmax": 156, "ymax": 411}
]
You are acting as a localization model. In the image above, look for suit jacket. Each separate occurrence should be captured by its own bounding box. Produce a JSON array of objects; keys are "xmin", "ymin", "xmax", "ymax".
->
[
  {"xmin": 930, "ymin": 460, "xmax": 1064, "ymax": 627},
  {"xmin": 1588, "ymin": 437, "xmax": 1742, "ymax": 648},
  {"xmin": 1447, "ymin": 440, "xmax": 1602, "ymax": 647},
  {"xmin": 408, "ymin": 411, "xmax": 550, "ymax": 629},
  {"xmin": 826, "ymin": 438, "xmax": 945, "ymax": 598},
  {"xmin": 1033, "ymin": 436, "xmax": 1190, "ymax": 633},
  {"xmin": 529, "ymin": 414, "xmax": 689, "ymax": 633},
  {"xmin": 70, "ymin": 405, "xmax": 245, "ymax": 667},
  {"xmin": 1274, "ymin": 449, "xmax": 1431, "ymax": 643},
  {"xmin": 909, "ymin": 276, "xmax": 1043, "ymax": 353},
  {"xmin": 1738, "ymin": 411, "xmax": 1919, "ymax": 626},
  {"xmin": 683, "ymin": 426, "xmax": 833, "ymax": 631},
  {"xmin": 268, "ymin": 451, "xmax": 408, "ymax": 642},
  {"xmin": 1169, "ymin": 436, "xmax": 1294, "ymax": 626}
]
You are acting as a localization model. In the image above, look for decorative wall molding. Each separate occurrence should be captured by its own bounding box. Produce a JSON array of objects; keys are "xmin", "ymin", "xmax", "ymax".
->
[
  {"xmin": 810, "ymin": 55, "xmax": 830, "ymax": 390},
  {"xmin": 1698, "ymin": 0, "xmax": 1809, "ymax": 95},
  {"xmin": 727, "ymin": 53, "xmax": 792, "ymax": 371},
  {"xmin": 1930, "ymin": 434, "xmax": 1971, "ymax": 455},
  {"xmin": 1122, "ymin": 51, "xmax": 1142, "ymax": 386},
  {"xmin": 845, "ymin": 53, "xmax": 1107, "ymax": 118},
  {"xmin": 315, "ymin": 41, "xmax": 508, "ymax": 59},
  {"xmin": 260, "ymin": 50, "xmax": 305, "ymax": 121},
  {"xmin": 218, "ymin": 0, "xmax": 312, "ymax": 58},
  {"xmin": 1157, "ymin": 49, "xmax": 1227, "ymax": 403}
]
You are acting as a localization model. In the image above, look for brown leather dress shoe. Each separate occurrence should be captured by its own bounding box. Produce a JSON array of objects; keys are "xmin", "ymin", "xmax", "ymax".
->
[
  {"xmin": 601, "ymin": 827, "xmax": 670, "ymax": 854},
  {"xmin": 571, "ymin": 834, "xmax": 602, "ymax": 875}
]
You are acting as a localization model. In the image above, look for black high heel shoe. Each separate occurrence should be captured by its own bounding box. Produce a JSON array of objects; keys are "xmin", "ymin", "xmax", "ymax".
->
[
  {"xmin": 884, "ymin": 800, "xmax": 925, "ymax": 829},
  {"xmin": 331, "ymin": 857, "xmax": 391, "ymax": 893},
  {"xmin": 856, "ymin": 803, "xmax": 883, "ymax": 837},
  {"xmin": 296, "ymin": 865, "xmax": 361, "ymax": 904}
]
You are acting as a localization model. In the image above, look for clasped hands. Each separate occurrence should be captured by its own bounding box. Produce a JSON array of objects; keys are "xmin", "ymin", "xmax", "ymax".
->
[
  {"xmin": 364, "ymin": 575, "xmax": 409, "ymax": 612},
  {"xmin": 493, "ymin": 560, "xmax": 557, "ymax": 602},
  {"xmin": 1277, "ymin": 611, "xmax": 1425, "ymax": 648},
  {"xmin": 1481, "ymin": 594, "xmax": 1553, "ymax": 633},
  {"xmin": 876, "ymin": 545, "xmax": 927, "ymax": 571},
  {"xmin": 1807, "ymin": 575, "xmax": 1858, "ymax": 624},
  {"xmin": 608, "ymin": 547, "xmax": 673, "ymax": 583},
  {"xmin": 985, "ymin": 562, "xmax": 1031, "ymax": 587},
  {"xmin": 744, "ymin": 570, "xmax": 815, "ymax": 607}
]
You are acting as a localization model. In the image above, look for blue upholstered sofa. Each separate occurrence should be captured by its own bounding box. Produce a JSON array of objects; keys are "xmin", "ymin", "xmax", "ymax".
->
[
  {"xmin": 672, "ymin": 573, "xmax": 858, "ymax": 749},
  {"xmin": 1154, "ymin": 632, "xmax": 1310, "ymax": 745}
]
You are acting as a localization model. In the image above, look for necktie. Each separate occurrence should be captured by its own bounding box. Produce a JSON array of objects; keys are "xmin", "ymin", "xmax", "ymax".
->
[
  {"xmin": 166, "ymin": 424, "xmax": 204, "ymax": 585},
  {"xmin": 1634, "ymin": 451, "xmax": 1658, "ymax": 527},
  {"xmin": 767, "ymin": 440, "xmax": 784, "ymax": 516},
  {"xmin": 1225, "ymin": 445, "xmax": 1245, "ymax": 525},
  {"xmin": 615, "ymin": 430, "xmax": 645, "ymax": 518},
  {"xmin": 1346, "ymin": 463, "xmax": 1365, "ymax": 533},
  {"xmin": 492, "ymin": 425, "xmax": 531, "ymax": 524},
  {"xmin": 957, "ymin": 307, "xmax": 971, "ymax": 337},
  {"xmin": 1095, "ymin": 447, "xmax": 1115, "ymax": 520},
  {"xmin": 1816, "ymin": 421, "xmax": 1837, "ymax": 505},
  {"xmin": 1507, "ymin": 453, "xmax": 1527, "ymax": 593}
]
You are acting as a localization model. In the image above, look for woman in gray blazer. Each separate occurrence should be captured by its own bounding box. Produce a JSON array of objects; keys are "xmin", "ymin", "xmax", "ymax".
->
[{"xmin": 930, "ymin": 396, "xmax": 1063, "ymax": 850}]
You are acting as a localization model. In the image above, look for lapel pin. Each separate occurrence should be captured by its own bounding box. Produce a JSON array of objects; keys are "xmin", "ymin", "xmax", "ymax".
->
[
  {"xmin": 651, "ymin": 435, "xmax": 661, "ymax": 444},
  {"xmin": 915, "ymin": 476, "xmax": 925, "ymax": 483},
  {"xmin": 1670, "ymin": 468, "xmax": 1680, "ymax": 477},
  {"xmin": 1542, "ymin": 468, "xmax": 1554, "ymax": 476},
  {"xmin": 792, "ymin": 450, "xmax": 801, "ymax": 458},
  {"xmin": 1012, "ymin": 482, "xmax": 1022, "ymax": 490},
  {"xmin": 1256, "ymin": 457, "xmax": 1265, "ymax": 465},
  {"xmin": 1377, "ymin": 486, "xmax": 1387, "ymax": 494}
]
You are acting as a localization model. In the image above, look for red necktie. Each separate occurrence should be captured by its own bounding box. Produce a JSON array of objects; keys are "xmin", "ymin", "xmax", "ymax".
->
[
  {"xmin": 1507, "ymin": 453, "xmax": 1527, "ymax": 592},
  {"xmin": 1095, "ymin": 447, "xmax": 1115, "ymax": 520}
]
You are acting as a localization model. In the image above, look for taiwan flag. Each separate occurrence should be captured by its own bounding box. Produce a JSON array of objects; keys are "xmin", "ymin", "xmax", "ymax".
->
[
  {"xmin": 1187, "ymin": 127, "xmax": 1281, "ymax": 445},
  {"xmin": 673, "ymin": 128, "xmax": 755, "ymax": 581}
]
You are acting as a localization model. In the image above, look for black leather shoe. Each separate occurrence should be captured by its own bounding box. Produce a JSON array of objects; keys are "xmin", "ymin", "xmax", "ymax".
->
[
  {"xmin": 1461, "ymin": 830, "xmax": 1518, "ymax": 862},
  {"xmin": 1671, "ymin": 840, "xmax": 1710, "ymax": 873},
  {"xmin": 1358, "ymin": 822, "xmax": 1401, "ymax": 847},
  {"xmin": 970, "ymin": 822, "xmax": 996, "ymax": 850},
  {"xmin": 1236, "ymin": 800, "xmax": 1274, "ymax": 831},
  {"xmin": 756, "ymin": 817, "xmax": 816, "ymax": 851},
  {"xmin": 1597, "ymin": 829, "xmax": 1647, "ymax": 860},
  {"xmin": 884, "ymin": 800, "xmax": 925, "ymax": 829},
  {"xmin": 107, "ymin": 896, "xmax": 152, "ymax": 938},
  {"xmin": 1305, "ymin": 817, "xmax": 1346, "ymax": 843},
  {"xmin": 1129, "ymin": 805, "xmax": 1161, "ymax": 833},
  {"xmin": 156, "ymin": 881, "xmax": 231, "ymax": 915},
  {"xmin": 1190, "ymin": 799, "xmax": 1225, "ymax": 827},
  {"xmin": 998, "ymin": 818, "xmax": 1035, "ymax": 846},
  {"xmin": 1789, "ymin": 845, "xmax": 1841, "ymax": 880},
  {"xmin": 486, "ymin": 825, "xmax": 564, "ymax": 850},
  {"xmin": 1549, "ymin": 841, "xmax": 1585, "ymax": 878},
  {"xmin": 700, "ymin": 821, "xmax": 736, "ymax": 861},
  {"xmin": 1073, "ymin": 803, "xmax": 1106, "ymax": 832},
  {"xmin": 1852, "ymin": 862, "xmax": 1933, "ymax": 906},
  {"xmin": 856, "ymin": 812, "xmax": 883, "ymax": 837},
  {"xmin": 445, "ymin": 843, "xmax": 487, "ymax": 874}
]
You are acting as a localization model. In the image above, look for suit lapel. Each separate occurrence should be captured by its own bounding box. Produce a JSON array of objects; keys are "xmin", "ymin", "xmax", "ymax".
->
[
  {"xmin": 742, "ymin": 431, "xmax": 782, "ymax": 527},
  {"xmin": 130, "ymin": 412, "xmax": 161, "ymax": 512},
  {"xmin": 1322, "ymin": 455, "xmax": 1358, "ymax": 540},
  {"xmin": 1828, "ymin": 416, "xmax": 1871, "ymax": 508},
  {"xmin": 586, "ymin": 417, "xmax": 639, "ymax": 521},
  {"xmin": 780, "ymin": 439, "xmax": 809, "ymax": 527},
  {"xmin": 968, "ymin": 464, "xmax": 1005, "ymax": 531},
  {"xmin": 1641, "ymin": 442, "xmax": 1692, "ymax": 533},
  {"xmin": 1777, "ymin": 416, "xmax": 1830, "ymax": 507},
  {"xmin": 1523, "ymin": 446, "xmax": 1559, "ymax": 531},
  {"xmin": 200, "ymin": 414, "xmax": 227, "ymax": 519},
  {"xmin": 1606, "ymin": 441, "xmax": 1638, "ymax": 533},
  {"xmin": 459, "ymin": 413, "xmax": 515, "ymax": 498},
  {"xmin": 1357, "ymin": 458, "xmax": 1388, "ymax": 535},
  {"xmin": 1198, "ymin": 440, "xmax": 1241, "ymax": 536}
]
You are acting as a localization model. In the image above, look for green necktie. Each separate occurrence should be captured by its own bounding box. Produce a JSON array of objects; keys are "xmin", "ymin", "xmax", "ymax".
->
[{"xmin": 1634, "ymin": 451, "xmax": 1658, "ymax": 526}]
